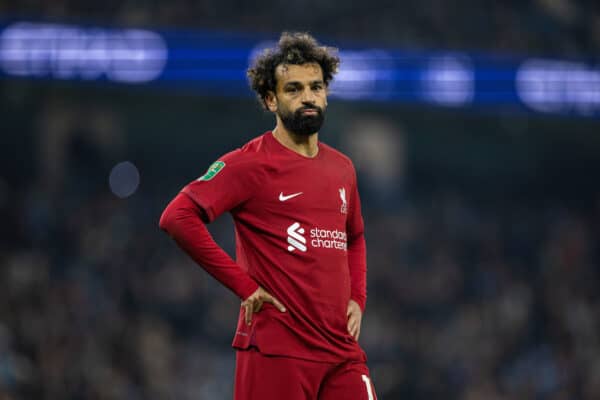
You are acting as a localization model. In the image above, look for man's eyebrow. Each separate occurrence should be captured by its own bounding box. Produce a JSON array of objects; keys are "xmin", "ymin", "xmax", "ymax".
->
[{"xmin": 283, "ymin": 80, "xmax": 324, "ymax": 86}]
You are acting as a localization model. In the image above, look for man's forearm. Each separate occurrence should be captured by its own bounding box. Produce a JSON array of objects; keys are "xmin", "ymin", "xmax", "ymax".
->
[{"xmin": 347, "ymin": 233, "xmax": 367, "ymax": 311}]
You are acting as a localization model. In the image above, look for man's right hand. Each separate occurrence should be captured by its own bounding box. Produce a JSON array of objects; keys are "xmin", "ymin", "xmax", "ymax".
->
[{"xmin": 241, "ymin": 286, "xmax": 286, "ymax": 325}]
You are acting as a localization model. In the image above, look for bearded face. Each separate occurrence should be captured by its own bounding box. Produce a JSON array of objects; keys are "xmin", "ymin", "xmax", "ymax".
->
[{"xmin": 268, "ymin": 63, "xmax": 328, "ymax": 136}]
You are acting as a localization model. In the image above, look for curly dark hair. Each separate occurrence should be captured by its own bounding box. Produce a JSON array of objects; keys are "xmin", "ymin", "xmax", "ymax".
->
[{"xmin": 247, "ymin": 32, "xmax": 340, "ymax": 110}]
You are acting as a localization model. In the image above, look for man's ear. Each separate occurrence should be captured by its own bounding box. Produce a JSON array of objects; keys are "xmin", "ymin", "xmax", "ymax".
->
[{"xmin": 265, "ymin": 91, "xmax": 277, "ymax": 112}]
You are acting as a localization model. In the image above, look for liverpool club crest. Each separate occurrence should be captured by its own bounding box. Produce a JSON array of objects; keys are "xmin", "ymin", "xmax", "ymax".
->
[{"xmin": 339, "ymin": 187, "xmax": 348, "ymax": 214}]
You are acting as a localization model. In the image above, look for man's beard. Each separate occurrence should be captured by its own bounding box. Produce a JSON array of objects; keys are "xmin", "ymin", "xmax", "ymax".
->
[{"xmin": 278, "ymin": 104, "xmax": 325, "ymax": 136}]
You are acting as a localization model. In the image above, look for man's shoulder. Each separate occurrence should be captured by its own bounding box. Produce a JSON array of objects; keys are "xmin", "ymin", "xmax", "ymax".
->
[
  {"xmin": 240, "ymin": 132, "xmax": 270, "ymax": 154},
  {"xmin": 319, "ymin": 141, "xmax": 355, "ymax": 170},
  {"xmin": 220, "ymin": 132, "xmax": 269, "ymax": 165}
]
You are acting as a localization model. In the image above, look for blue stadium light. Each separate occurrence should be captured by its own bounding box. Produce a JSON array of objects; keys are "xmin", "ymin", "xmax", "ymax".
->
[
  {"xmin": 516, "ymin": 59, "xmax": 600, "ymax": 116},
  {"xmin": 0, "ymin": 22, "xmax": 167, "ymax": 83},
  {"xmin": 421, "ymin": 55, "xmax": 474, "ymax": 106},
  {"xmin": 1, "ymin": 20, "xmax": 599, "ymax": 118},
  {"xmin": 330, "ymin": 50, "xmax": 395, "ymax": 100}
]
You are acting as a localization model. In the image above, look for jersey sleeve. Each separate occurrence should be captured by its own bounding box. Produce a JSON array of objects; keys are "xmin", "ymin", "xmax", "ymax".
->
[
  {"xmin": 159, "ymin": 193, "xmax": 259, "ymax": 300},
  {"xmin": 346, "ymin": 164, "xmax": 367, "ymax": 311},
  {"xmin": 181, "ymin": 149, "xmax": 254, "ymax": 222}
]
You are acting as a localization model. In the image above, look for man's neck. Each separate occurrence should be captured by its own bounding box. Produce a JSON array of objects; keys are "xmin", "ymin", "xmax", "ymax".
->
[{"xmin": 272, "ymin": 124, "xmax": 319, "ymax": 158}]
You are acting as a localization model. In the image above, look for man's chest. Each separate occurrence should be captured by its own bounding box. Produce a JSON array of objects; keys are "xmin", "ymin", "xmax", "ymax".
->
[{"xmin": 241, "ymin": 161, "xmax": 352, "ymax": 228}]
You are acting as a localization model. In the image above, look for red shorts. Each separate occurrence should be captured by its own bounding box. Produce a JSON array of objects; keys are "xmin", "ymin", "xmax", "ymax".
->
[{"xmin": 234, "ymin": 348, "xmax": 377, "ymax": 400}]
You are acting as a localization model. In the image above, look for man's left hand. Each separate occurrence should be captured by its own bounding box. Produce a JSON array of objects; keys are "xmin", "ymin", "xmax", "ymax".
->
[{"xmin": 346, "ymin": 299, "xmax": 362, "ymax": 341}]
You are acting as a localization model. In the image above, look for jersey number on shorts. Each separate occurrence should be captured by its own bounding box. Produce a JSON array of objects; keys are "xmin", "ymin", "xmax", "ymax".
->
[{"xmin": 361, "ymin": 374, "xmax": 375, "ymax": 400}]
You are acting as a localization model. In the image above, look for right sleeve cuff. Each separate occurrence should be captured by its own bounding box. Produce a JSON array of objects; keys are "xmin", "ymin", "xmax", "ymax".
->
[{"xmin": 238, "ymin": 280, "xmax": 260, "ymax": 301}]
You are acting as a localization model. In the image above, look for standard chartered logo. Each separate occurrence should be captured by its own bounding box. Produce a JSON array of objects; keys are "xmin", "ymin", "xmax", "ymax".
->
[
  {"xmin": 287, "ymin": 222, "xmax": 307, "ymax": 252},
  {"xmin": 286, "ymin": 222, "xmax": 347, "ymax": 252}
]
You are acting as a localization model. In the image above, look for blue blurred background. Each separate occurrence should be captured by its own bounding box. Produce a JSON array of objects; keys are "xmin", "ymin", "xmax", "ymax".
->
[{"xmin": 1, "ymin": 1, "xmax": 600, "ymax": 399}]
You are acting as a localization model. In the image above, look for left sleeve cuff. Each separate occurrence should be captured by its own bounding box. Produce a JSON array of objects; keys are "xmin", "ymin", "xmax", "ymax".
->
[{"xmin": 350, "ymin": 294, "xmax": 366, "ymax": 312}]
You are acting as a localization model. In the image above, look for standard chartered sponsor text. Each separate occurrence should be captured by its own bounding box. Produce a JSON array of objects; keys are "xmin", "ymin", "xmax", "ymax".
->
[{"xmin": 310, "ymin": 227, "xmax": 347, "ymax": 250}]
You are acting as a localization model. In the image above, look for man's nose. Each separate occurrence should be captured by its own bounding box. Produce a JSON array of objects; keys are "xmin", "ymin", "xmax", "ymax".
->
[{"xmin": 301, "ymin": 87, "xmax": 316, "ymax": 103}]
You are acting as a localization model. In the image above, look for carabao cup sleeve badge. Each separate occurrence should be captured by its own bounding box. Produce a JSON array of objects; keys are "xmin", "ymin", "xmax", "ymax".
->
[{"xmin": 198, "ymin": 161, "xmax": 226, "ymax": 181}]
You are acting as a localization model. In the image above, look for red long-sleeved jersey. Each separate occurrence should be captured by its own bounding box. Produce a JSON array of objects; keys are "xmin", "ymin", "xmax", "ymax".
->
[{"xmin": 160, "ymin": 131, "xmax": 367, "ymax": 363}]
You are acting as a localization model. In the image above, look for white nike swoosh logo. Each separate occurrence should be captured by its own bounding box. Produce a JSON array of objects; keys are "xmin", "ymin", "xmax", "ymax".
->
[{"xmin": 279, "ymin": 192, "xmax": 303, "ymax": 201}]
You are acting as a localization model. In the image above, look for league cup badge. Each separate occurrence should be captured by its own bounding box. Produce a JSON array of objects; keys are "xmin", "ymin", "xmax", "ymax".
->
[{"xmin": 339, "ymin": 187, "xmax": 348, "ymax": 214}]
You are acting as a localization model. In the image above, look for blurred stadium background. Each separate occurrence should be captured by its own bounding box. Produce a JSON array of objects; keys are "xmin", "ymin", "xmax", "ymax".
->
[{"xmin": 1, "ymin": 1, "xmax": 600, "ymax": 399}]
